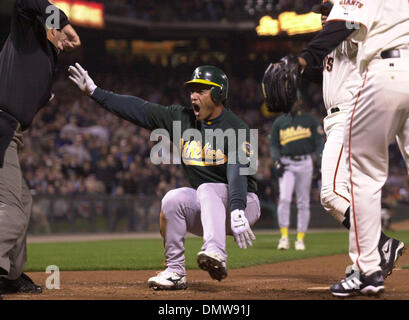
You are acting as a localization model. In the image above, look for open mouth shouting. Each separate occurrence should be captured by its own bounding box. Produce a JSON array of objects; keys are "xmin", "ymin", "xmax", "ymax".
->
[{"xmin": 192, "ymin": 103, "xmax": 201, "ymax": 117}]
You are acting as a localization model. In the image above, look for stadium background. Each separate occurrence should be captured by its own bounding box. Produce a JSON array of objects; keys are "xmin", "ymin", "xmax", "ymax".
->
[
  {"xmin": 0, "ymin": 0, "xmax": 408, "ymax": 235},
  {"xmin": 1, "ymin": 0, "xmax": 409, "ymax": 303}
]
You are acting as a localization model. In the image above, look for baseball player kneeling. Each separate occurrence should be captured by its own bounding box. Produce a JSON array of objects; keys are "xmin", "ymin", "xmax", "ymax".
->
[{"xmin": 68, "ymin": 64, "xmax": 260, "ymax": 290}]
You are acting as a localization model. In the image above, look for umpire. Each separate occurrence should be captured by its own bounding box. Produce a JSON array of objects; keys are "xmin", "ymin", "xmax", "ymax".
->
[
  {"xmin": 269, "ymin": 100, "xmax": 324, "ymax": 251},
  {"xmin": 0, "ymin": 0, "xmax": 80, "ymax": 295}
]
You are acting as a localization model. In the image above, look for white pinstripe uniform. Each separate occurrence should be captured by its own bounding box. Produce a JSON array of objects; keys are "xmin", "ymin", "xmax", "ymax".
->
[{"xmin": 327, "ymin": 0, "xmax": 409, "ymax": 275}]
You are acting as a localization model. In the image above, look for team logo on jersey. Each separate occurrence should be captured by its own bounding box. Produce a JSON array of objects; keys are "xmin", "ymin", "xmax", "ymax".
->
[
  {"xmin": 180, "ymin": 139, "xmax": 227, "ymax": 166},
  {"xmin": 339, "ymin": 0, "xmax": 363, "ymax": 11},
  {"xmin": 280, "ymin": 126, "xmax": 312, "ymax": 146}
]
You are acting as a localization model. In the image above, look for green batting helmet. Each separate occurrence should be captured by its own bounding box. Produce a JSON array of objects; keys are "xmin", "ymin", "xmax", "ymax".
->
[{"xmin": 185, "ymin": 65, "xmax": 228, "ymax": 104}]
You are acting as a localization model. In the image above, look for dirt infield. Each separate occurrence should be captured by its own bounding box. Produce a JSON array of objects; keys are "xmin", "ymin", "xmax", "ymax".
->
[
  {"xmin": 2, "ymin": 250, "xmax": 408, "ymax": 300},
  {"xmin": 3, "ymin": 220, "xmax": 408, "ymax": 300}
]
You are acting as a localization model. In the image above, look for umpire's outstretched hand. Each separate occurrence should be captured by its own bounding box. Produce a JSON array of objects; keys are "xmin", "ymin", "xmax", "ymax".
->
[{"xmin": 68, "ymin": 63, "xmax": 97, "ymax": 96}]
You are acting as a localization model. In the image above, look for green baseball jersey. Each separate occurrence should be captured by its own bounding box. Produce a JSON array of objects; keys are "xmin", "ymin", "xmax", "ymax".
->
[
  {"xmin": 147, "ymin": 104, "xmax": 257, "ymax": 193},
  {"xmin": 91, "ymin": 88, "xmax": 257, "ymax": 211},
  {"xmin": 268, "ymin": 111, "xmax": 324, "ymax": 163}
]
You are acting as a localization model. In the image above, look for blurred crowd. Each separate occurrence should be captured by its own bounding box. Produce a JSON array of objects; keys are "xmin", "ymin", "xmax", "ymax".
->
[
  {"xmin": 19, "ymin": 54, "xmax": 409, "ymax": 210},
  {"xmin": 96, "ymin": 0, "xmax": 320, "ymax": 21}
]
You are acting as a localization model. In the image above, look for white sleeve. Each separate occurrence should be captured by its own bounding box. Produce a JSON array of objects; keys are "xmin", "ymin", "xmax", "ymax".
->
[{"xmin": 327, "ymin": 0, "xmax": 374, "ymax": 41}]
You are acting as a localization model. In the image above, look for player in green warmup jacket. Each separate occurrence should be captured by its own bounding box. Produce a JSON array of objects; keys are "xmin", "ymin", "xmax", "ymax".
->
[{"xmin": 269, "ymin": 101, "xmax": 324, "ymax": 251}]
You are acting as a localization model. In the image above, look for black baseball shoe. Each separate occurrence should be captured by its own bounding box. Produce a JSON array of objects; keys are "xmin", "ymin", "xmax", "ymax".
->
[
  {"xmin": 378, "ymin": 235, "xmax": 406, "ymax": 278},
  {"xmin": 0, "ymin": 273, "xmax": 42, "ymax": 294},
  {"xmin": 197, "ymin": 251, "xmax": 228, "ymax": 281},
  {"xmin": 331, "ymin": 269, "xmax": 384, "ymax": 297}
]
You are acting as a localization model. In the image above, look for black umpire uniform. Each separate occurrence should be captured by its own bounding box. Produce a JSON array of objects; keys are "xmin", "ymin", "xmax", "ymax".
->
[{"xmin": 0, "ymin": 0, "xmax": 69, "ymax": 294}]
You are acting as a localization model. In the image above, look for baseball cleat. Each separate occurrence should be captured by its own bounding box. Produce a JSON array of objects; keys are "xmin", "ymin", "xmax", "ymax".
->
[
  {"xmin": 277, "ymin": 237, "xmax": 290, "ymax": 250},
  {"xmin": 294, "ymin": 239, "xmax": 306, "ymax": 251},
  {"xmin": 378, "ymin": 237, "xmax": 406, "ymax": 279},
  {"xmin": 331, "ymin": 269, "xmax": 384, "ymax": 298},
  {"xmin": 147, "ymin": 270, "xmax": 187, "ymax": 290},
  {"xmin": 197, "ymin": 251, "xmax": 227, "ymax": 281}
]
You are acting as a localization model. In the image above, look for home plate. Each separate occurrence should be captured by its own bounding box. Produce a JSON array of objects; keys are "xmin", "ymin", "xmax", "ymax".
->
[{"xmin": 307, "ymin": 287, "xmax": 330, "ymax": 291}]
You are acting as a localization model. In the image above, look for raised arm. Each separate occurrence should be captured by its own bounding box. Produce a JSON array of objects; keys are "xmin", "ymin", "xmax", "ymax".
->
[
  {"xmin": 298, "ymin": 21, "xmax": 355, "ymax": 70},
  {"xmin": 92, "ymin": 88, "xmax": 154, "ymax": 130},
  {"xmin": 12, "ymin": 0, "xmax": 80, "ymax": 52},
  {"xmin": 15, "ymin": 0, "xmax": 69, "ymax": 29},
  {"xmin": 68, "ymin": 63, "xmax": 182, "ymax": 132}
]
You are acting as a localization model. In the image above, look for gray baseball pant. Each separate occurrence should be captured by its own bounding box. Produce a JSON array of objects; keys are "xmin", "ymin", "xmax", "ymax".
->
[
  {"xmin": 160, "ymin": 183, "xmax": 260, "ymax": 276},
  {"xmin": 0, "ymin": 129, "xmax": 32, "ymax": 280},
  {"xmin": 277, "ymin": 155, "xmax": 313, "ymax": 233}
]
